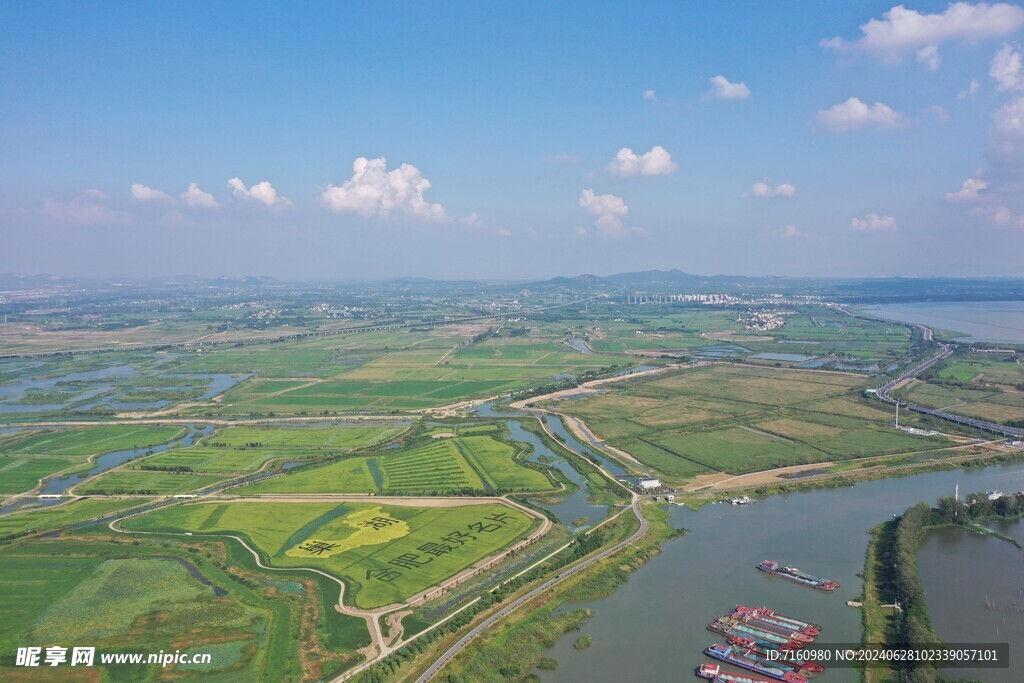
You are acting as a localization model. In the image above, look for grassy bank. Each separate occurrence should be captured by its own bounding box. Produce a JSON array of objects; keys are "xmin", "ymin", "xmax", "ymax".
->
[{"xmin": 372, "ymin": 502, "xmax": 681, "ymax": 682}]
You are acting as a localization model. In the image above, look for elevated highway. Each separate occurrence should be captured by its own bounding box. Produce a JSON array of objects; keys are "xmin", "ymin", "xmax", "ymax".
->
[{"xmin": 876, "ymin": 328, "xmax": 1024, "ymax": 439}]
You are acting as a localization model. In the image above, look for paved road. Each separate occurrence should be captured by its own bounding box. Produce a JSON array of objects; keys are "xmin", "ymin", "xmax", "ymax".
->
[
  {"xmin": 876, "ymin": 328, "xmax": 1024, "ymax": 439},
  {"xmin": 414, "ymin": 495, "xmax": 648, "ymax": 683}
]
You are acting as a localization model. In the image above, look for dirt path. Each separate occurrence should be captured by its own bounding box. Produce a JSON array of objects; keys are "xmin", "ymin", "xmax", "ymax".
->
[{"xmin": 108, "ymin": 492, "xmax": 552, "ymax": 662}]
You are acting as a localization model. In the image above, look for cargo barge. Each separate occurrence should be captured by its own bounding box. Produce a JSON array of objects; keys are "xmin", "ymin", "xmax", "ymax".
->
[
  {"xmin": 697, "ymin": 663, "xmax": 784, "ymax": 683},
  {"xmin": 709, "ymin": 617, "xmax": 804, "ymax": 650},
  {"xmin": 704, "ymin": 644, "xmax": 807, "ymax": 683},
  {"xmin": 726, "ymin": 636, "xmax": 825, "ymax": 673},
  {"xmin": 731, "ymin": 606, "xmax": 821, "ymax": 635},
  {"xmin": 757, "ymin": 561, "xmax": 839, "ymax": 591}
]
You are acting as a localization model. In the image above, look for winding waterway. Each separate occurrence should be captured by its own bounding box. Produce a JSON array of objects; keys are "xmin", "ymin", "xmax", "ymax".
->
[{"xmin": 535, "ymin": 462, "xmax": 1024, "ymax": 682}]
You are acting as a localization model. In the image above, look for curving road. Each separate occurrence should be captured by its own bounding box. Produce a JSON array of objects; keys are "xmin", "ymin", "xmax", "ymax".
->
[
  {"xmin": 414, "ymin": 494, "xmax": 647, "ymax": 683},
  {"xmin": 876, "ymin": 327, "xmax": 1024, "ymax": 439}
]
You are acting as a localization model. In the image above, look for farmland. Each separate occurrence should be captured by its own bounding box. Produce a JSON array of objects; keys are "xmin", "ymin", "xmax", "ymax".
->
[
  {"xmin": 121, "ymin": 500, "xmax": 538, "ymax": 609},
  {"xmin": 74, "ymin": 470, "xmax": 229, "ymax": 495},
  {"xmin": 1, "ymin": 424, "xmax": 184, "ymax": 456},
  {"xmin": 0, "ymin": 498, "xmax": 141, "ymax": 539},
  {"xmin": 901, "ymin": 350, "xmax": 1024, "ymax": 424},
  {"xmin": 0, "ymin": 425, "xmax": 185, "ymax": 495},
  {"xmin": 198, "ymin": 329, "xmax": 623, "ymax": 414},
  {"xmin": 0, "ymin": 536, "xmax": 367, "ymax": 680},
  {"xmin": 569, "ymin": 306, "xmax": 911, "ymax": 371},
  {"xmin": 138, "ymin": 424, "xmax": 406, "ymax": 473},
  {"xmin": 548, "ymin": 364, "xmax": 953, "ymax": 484},
  {"xmin": 236, "ymin": 431, "xmax": 557, "ymax": 495}
]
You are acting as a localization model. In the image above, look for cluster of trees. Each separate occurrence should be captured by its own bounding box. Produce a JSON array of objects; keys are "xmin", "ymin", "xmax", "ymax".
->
[
  {"xmin": 139, "ymin": 464, "xmax": 193, "ymax": 472},
  {"xmin": 885, "ymin": 492, "xmax": 1024, "ymax": 683}
]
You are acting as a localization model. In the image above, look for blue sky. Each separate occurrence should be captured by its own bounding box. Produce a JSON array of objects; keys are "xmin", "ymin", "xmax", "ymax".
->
[{"xmin": 3, "ymin": 1, "xmax": 1024, "ymax": 281}]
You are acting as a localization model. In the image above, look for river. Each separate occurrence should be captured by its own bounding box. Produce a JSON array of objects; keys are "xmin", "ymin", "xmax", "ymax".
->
[
  {"xmin": 861, "ymin": 302, "xmax": 1024, "ymax": 344},
  {"xmin": 535, "ymin": 461, "xmax": 1024, "ymax": 682}
]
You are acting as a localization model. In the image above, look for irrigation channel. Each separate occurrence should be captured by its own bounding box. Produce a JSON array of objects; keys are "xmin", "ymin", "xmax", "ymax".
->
[
  {"xmin": 0, "ymin": 423, "xmax": 215, "ymax": 514},
  {"xmin": 526, "ymin": 460, "xmax": 1024, "ymax": 683}
]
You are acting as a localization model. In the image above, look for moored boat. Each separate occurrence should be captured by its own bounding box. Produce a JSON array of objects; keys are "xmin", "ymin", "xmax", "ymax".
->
[
  {"xmin": 756, "ymin": 561, "xmax": 839, "ymax": 591},
  {"xmin": 704, "ymin": 644, "xmax": 807, "ymax": 683},
  {"xmin": 726, "ymin": 636, "xmax": 825, "ymax": 673},
  {"xmin": 733, "ymin": 606, "xmax": 822, "ymax": 634}
]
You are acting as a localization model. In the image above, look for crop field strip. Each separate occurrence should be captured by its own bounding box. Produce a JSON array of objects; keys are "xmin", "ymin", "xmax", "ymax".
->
[
  {"xmin": 0, "ymin": 538, "xmax": 356, "ymax": 680},
  {"xmin": 554, "ymin": 364, "xmax": 953, "ymax": 482},
  {"xmin": 0, "ymin": 498, "xmax": 142, "ymax": 539},
  {"xmin": 235, "ymin": 432, "xmax": 556, "ymax": 495},
  {"xmin": 122, "ymin": 500, "xmax": 537, "ymax": 609}
]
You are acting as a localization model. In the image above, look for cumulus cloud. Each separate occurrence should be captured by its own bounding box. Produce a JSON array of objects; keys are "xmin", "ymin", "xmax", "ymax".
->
[
  {"xmin": 850, "ymin": 213, "xmax": 898, "ymax": 231},
  {"xmin": 321, "ymin": 157, "xmax": 447, "ymax": 222},
  {"xmin": 607, "ymin": 146, "xmax": 678, "ymax": 177},
  {"xmin": 991, "ymin": 43, "xmax": 1024, "ymax": 91},
  {"xmin": 959, "ymin": 78, "xmax": 982, "ymax": 99},
  {"xmin": 708, "ymin": 75, "xmax": 751, "ymax": 100},
  {"xmin": 494, "ymin": 226, "xmax": 512, "ymax": 238},
  {"xmin": 130, "ymin": 183, "xmax": 171, "ymax": 202},
  {"xmin": 227, "ymin": 177, "xmax": 288, "ymax": 207},
  {"xmin": 579, "ymin": 189, "xmax": 630, "ymax": 238},
  {"xmin": 946, "ymin": 176, "xmax": 988, "ymax": 201},
  {"xmin": 779, "ymin": 225, "xmax": 802, "ymax": 239},
  {"xmin": 816, "ymin": 97, "xmax": 907, "ymax": 132},
  {"xmin": 823, "ymin": 2, "xmax": 1024, "ymax": 65},
  {"xmin": 917, "ymin": 44, "xmax": 942, "ymax": 70},
  {"xmin": 180, "ymin": 183, "xmax": 220, "ymax": 209},
  {"xmin": 42, "ymin": 189, "xmax": 125, "ymax": 225},
  {"xmin": 973, "ymin": 204, "xmax": 1024, "ymax": 227},
  {"xmin": 988, "ymin": 96, "xmax": 1024, "ymax": 163},
  {"xmin": 926, "ymin": 104, "xmax": 951, "ymax": 121},
  {"xmin": 643, "ymin": 89, "xmax": 657, "ymax": 101},
  {"xmin": 749, "ymin": 181, "xmax": 797, "ymax": 198}
]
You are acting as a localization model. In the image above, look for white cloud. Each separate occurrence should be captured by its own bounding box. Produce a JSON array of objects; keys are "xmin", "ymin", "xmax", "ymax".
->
[
  {"xmin": 708, "ymin": 75, "xmax": 750, "ymax": 100},
  {"xmin": 958, "ymin": 78, "xmax": 982, "ymax": 99},
  {"xmin": 607, "ymin": 146, "xmax": 678, "ymax": 177},
  {"xmin": 494, "ymin": 226, "xmax": 512, "ymax": 238},
  {"xmin": 988, "ymin": 96, "xmax": 1024, "ymax": 163},
  {"xmin": 321, "ymin": 157, "xmax": 447, "ymax": 222},
  {"xmin": 945, "ymin": 176, "xmax": 988, "ymax": 201},
  {"xmin": 228, "ymin": 177, "xmax": 288, "ymax": 207},
  {"xmin": 42, "ymin": 189, "xmax": 125, "ymax": 225},
  {"xmin": 572, "ymin": 226, "xmax": 589, "ymax": 238},
  {"xmin": 779, "ymin": 225, "xmax": 801, "ymax": 239},
  {"xmin": 180, "ymin": 182, "xmax": 220, "ymax": 209},
  {"xmin": 130, "ymin": 183, "xmax": 171, "ymax": 202},
  {"xmin": 993, "ymin": 96, "xmax": 1024, "ymax": 133},
  {"xmin": 579, "ymin": 189, "xmax": 630, "ymax": 238},
  {"xmin": 925, "ymin": 104, "xmax": 951, "ymax": 121},
  {"xmin": 850, "ymin": 213, "xmax": 898, "ymax": 231},
  {"xmin": 974, "ymin": 204, "xmax": 1024, "ymax": 227},
  {"xmin": 816, "ymin": 97, "xmax": 907, "ymax": 132},
  {"xmin": 823, "ymin": 2, "xmax": 1024, "ymax": 65},
  {"xmin": 643, "ymin": 89, "xmax": 657, "ymax": 101},
  {"xmin": 750, "ymin": 181, "xmax": 797, "ymax": 198},
  {"xmin": 991, "ymin": 43, "xmax": 1024, "ymax": 91},
  {"xmin": 916, "ymin": 44, "xmax": 942, "ymax": 70}
]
